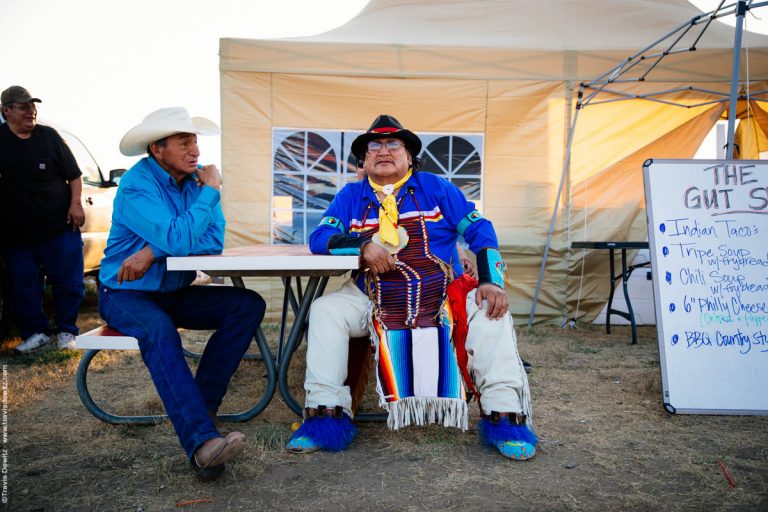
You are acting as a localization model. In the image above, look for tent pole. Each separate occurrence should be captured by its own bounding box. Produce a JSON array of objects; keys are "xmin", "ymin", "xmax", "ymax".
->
[
  {"xmin": 726, "ymin": 0, "xmax": 747, "ymax": 159},
  {"xmin": 528, "ymin": 87, "xmax": 580, "ymax": 327}
]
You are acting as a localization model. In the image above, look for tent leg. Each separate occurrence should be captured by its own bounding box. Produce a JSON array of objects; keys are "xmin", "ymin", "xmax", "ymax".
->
[
  {"xmin": 725, "ymin": 0, "xmax": 747, "ymax": 159},
  {"xmin": 528, "ymin": 92, "xmax": 580, "ymax": 327}
]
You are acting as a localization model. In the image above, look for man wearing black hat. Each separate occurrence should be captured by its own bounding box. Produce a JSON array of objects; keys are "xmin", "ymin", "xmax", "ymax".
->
[
  {"xmin": 286, "ymin": 114, "xmax": 537, "ymax": 460},
  {"xmin": 0, "ymin": 86, "xmax": 85, "ymax": 353}
]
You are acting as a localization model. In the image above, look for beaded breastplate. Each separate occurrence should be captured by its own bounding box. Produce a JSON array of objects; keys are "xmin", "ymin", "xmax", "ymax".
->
[{"xmin": 360, "ymin": 190, "xmax": 452, "ymax": 330}]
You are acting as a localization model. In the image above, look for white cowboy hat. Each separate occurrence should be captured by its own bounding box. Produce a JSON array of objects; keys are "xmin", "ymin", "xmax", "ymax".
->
[{"xmin": 119, "ymin": 106, "xmax": 221, "ymax": 156}]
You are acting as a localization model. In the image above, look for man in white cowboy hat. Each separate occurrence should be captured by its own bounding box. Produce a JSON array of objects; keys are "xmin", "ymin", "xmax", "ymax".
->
[
  {"xmin": 98, "ymin": 107, "xmax": 266, "ymax": 481},
  {"xmin": 0, "ymin": 85, "xmax": 85, "ymax": 353},
  {"xmin": 286, "ymin": 114, "xmax": 537, "ymax": 460}
]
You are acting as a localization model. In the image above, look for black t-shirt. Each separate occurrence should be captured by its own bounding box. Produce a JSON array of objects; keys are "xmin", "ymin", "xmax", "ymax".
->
[{"xmin": 0, "ymin": 123, "xmax": 82, "ymax": 247}]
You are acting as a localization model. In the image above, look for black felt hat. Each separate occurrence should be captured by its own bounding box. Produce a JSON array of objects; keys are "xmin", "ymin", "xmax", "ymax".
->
[{"xmin": 351, "ymin": 114, "xmax": 422, "ymax": 161}]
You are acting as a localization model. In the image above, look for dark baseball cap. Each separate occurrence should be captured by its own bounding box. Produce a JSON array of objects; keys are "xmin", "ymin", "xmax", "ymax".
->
[{"xmin": 1, "ymin": 86, "xmax": 42, "ymax": 107}]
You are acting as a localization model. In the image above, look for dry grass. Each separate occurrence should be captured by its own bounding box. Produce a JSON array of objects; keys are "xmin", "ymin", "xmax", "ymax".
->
[
  {"xmin": 2, "ymin": 308, "xmax": 768, "ymax": 511},
  {"xmin": 0, "ymin": 312, "xmax": 102, "ymax": 412}
]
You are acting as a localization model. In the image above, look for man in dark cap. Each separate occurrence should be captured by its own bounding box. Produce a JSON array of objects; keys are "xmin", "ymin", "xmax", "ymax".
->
[
  {"xmin": 286, "ymin": 114, "xmax": 537, "ymax": 460},
  {"xmin": 0, "ymin": 86, "xmax": 85, "ymax": 353}
]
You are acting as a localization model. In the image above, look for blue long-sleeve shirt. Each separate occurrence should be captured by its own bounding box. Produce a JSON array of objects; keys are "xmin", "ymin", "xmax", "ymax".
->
[
  {"xmin": 99, "ymin": 157, "xmax": 225, "ymax": 292},
  {"xmin": 309, "ymin": 171, "xmax": 498, "ymax": 287}
]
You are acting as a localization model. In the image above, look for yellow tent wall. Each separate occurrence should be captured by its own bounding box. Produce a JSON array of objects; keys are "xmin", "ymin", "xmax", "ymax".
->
[
  {"xmin": 218, "ymin": 2, "xmax": 768, "ymax": 324},
  {"xmin": 220, "ymin": 70, "xmax": 573, "ymax": 321}
]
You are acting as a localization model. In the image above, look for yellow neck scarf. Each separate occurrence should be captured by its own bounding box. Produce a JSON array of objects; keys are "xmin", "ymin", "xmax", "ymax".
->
[{"xmin": 368, "ymin": 169, "xmax": 413, "ymax": 246}]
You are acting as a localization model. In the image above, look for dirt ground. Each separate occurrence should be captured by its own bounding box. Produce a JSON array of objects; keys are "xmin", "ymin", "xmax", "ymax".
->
[{"xmin": 2, "ymin": 299, "xmax": 768, "ymax": 512}]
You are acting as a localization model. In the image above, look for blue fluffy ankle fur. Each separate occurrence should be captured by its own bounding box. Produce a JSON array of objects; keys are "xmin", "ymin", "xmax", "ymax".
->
[
  {"xmin": 477, "ymin": 417, "xmax": 538, "ymax": 447},
  {"xmin": 292, "ymin": 414, "xmax": 357, "ymax": 452}
]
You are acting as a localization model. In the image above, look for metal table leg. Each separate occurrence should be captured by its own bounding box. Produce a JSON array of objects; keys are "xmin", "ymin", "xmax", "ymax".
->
[
  {"xmin": 278, "ymin": 276, "xmax": 327, "ymax": 416},
  {"xmin": 606, "ymin": 248, "xmax": 617, "ymax": 335},
  {"xmin": 605, "ymin": 248, "xmax": 642, "ymax": 344},
  {"xmin": 620, "ymin": 249, "xmax": 638, "ymax": 345}
]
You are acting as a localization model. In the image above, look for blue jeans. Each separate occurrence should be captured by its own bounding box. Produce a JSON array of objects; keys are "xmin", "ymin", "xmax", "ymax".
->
[
  {"xmin": 3, "ymin": 230, "xmax": 84, "ymax": 338},
  {"xmin": 99, "ymin": 284, "xmax": 266, "ymax": 459}
]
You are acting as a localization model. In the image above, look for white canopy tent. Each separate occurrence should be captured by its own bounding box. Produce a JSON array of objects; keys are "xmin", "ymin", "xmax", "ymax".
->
[
  {"xmin": 218, "ymin": 0, "xmax": 768, "ymax": 323},
  {"xmin": 529, "ymin": 0, "xmax": 768, "ymax": 325}
]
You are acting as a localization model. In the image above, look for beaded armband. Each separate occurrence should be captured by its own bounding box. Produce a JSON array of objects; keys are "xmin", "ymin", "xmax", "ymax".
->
[
  {"xmin": 477, "ymin": 248, "xmax": 506, "ymax": 288},
  {"xmin": 320, "ymin": 216, "xmax": 345, "ymax": 232},
  {"xmin": 457, "ymin": 209, "xmax": 484, "ymax": 235}
]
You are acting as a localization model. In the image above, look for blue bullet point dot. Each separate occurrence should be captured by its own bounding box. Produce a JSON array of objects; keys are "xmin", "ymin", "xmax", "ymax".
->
[
  {"xmin": 672, "ymin": 334, "xmax": 679, "ymax": 345},
  {"xmin": 662, "ymin": 247, "xmax": 669, "ymax": 257},
  {"xmin": 665, "ymin": 271, "xmax": 672, "ymax": 284},
  {"xmin": 659, "ymin": 223, "xmax": 666, "ymax": 233},
  {"xmin": 669, "ymin": 303, "xmax": 676, "ymax": 312}
]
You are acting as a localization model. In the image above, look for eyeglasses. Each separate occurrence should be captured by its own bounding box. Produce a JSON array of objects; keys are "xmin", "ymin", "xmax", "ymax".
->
[
  {"xmin": 367, "ymin": 140, "xmax": 405, "ymax": 153},
  {"xmin": 10, "ymin": 103, "xmax": 37, "ymax": 112}
]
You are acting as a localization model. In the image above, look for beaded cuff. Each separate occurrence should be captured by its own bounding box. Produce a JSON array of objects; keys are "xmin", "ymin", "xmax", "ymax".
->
[
  {"xmin": 328, "ymin": 234, "xmax": 365, "ymax": 255},
  {"xmin": 477, "ymin": 247, "xmax": 505, "ymax": 288}
]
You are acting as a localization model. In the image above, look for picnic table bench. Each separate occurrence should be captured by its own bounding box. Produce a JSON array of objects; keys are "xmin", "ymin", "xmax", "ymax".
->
[{"xmin": 74, "ymin": 324, "xmax": 276, "ymax": 425}]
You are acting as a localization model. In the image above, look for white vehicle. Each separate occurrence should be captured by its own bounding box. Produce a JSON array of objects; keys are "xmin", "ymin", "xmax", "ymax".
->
[{"xmin": 57, "ymin": 128, "xmax": 124, "ymax": 273}]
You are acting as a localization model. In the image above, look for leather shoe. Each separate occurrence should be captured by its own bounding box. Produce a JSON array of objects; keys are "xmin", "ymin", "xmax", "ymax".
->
[{"xmin": 194, "ymin": 431, "xmax": 246, "ymax": 469}]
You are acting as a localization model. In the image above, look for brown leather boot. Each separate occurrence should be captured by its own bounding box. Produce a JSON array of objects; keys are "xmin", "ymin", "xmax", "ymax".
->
[
  {"xmin": 194, "ymin": 432, "xmax": 246, "ymax": 466},
  {"xmin": 191, "ymin": 431, "xmax": 246, "ymax": 481}
]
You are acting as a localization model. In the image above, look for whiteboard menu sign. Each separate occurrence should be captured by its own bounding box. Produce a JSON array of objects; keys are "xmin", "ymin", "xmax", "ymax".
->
[{"xmin": 643, "ymin": 159, "xmax": 768, "ymax": 414}]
